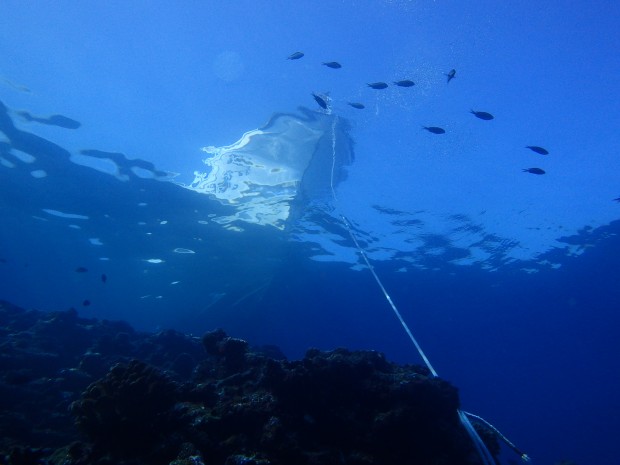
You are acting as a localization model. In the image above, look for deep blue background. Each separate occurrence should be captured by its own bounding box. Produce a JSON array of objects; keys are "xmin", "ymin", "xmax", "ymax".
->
[{"xmin": 2, "ymin": 2, "xmax": 620, "ymax": 465}]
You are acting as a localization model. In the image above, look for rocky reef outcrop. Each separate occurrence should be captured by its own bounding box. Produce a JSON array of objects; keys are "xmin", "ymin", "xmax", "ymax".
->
[{"xmin": 0, "ymin": 300, "xmax": 496, "ymax": 464}]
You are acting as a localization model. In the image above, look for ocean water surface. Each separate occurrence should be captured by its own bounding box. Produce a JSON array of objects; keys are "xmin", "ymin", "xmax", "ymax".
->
[{"xmin": 1, "ymin": 2, "xmax": 619, "ymax": 465}]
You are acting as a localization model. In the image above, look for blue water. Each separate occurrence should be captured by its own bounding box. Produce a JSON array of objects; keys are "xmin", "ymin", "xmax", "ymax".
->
[{"xmin": 1, "ymin": 2, "xmax": 620, "ymax": 465}]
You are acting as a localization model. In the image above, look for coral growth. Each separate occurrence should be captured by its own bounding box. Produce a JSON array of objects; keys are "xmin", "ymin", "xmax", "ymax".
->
[
  {"xmin": 70, "ymin": 360, "xmax": 178, "ymax": 457},
  {"xmin": 0, "ymin": 301, "xmax": 497, "ymax": 465}
]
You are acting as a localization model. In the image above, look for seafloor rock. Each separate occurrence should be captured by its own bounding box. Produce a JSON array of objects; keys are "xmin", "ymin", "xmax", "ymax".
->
[
  {"xmin": 0, "ymin": 301, "xmax": 497, "ymax": 465},
  {"xmin": 70, "ymin": 359, "xmax": 179, "ymax": 457},
  {"xmin": 0, "ymin": 300, "xmax": 206, "ymax": 456},
  {"xmin": 174, "ymin": 346, "xmax": 474, "ymax": 465}
]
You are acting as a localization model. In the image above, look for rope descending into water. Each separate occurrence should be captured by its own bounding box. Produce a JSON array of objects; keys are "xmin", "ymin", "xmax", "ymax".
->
[
  {"xmin": 327, "ymin": 115, "xmax": 528, "ymax": 465},
  {"xmin": 464, "ymin": 411, "xmax": 532, "ymax": 462},
  {"xmin": 328, "ymin": 115, "xmax": 439, "ymax": 377},
  {"xmin": 338, "ymin": 213, "xmax": 438, "ymax": 377}
]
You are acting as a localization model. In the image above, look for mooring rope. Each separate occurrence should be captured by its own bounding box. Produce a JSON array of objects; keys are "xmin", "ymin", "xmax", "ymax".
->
[
  {"xmin": 328, "ymin": 115, "xmax": 438, "ymax": 376},
  {"xmin": 327, "ymin": 114, "xmax": 528, "ymax": 465},
  {"xmin": 464, "ymin": 411, "xmax": 532, "ymax": 462},
  {"xmin": 337, "ymin": 213, "xmax": 439, "ymax": 377}
]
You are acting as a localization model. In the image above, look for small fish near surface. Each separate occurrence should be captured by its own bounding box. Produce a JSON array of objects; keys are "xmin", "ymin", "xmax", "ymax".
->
[
  {"xmin": 471, "ymin": 110, "xmax": 494, "ymax": 120},
  {"xmin": 614, "ymin": 197, "xmax": 620, "ymax": 203},
  {"xmin": 312, "ymin": 93, "xmax": 329, "ymax": 110},
  {"xmin": 348, "ymin": 102, "xmax": 365, "ymax": 109},
  {"xmin": 75, "ymin": 266, "xmax": 88, "ymax": 273},
  {"xmin": 322, "ymin": 61, "xmax": 342, "ymax": 69},
  {"xmin": 287, "ymin": 51, "xmax": 304, "ymax": 60},
  {"xmin": 82, "ymin": 299, "xmax": 91, "ymax": 307},
  {"xmin": 523, "ymin": 168, "xmax": 546, "ymax": 175},
  {"xmin": 526, "ymin": 146, "xmax": 549, "ymax": 155},
  {"xmin": 446, "ymin": 69, "xmax": 456, "ymax": 83},
  {"xmin": 393, "ymin": 80, "xmax": 415, "ymax": 87},
  {"xmin": 423, "ymin": 126, "xmax": 446, "ymax": 134},
  {"xmin": 101, "ymin": 273, "xmax": 107, "ymax": 284},
  {"xmin": 367, "ymin": 82, "xmax": 388, "ymax": 89}
]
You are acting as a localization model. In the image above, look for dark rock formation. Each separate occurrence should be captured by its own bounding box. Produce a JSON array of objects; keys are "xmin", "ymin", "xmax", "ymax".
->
[
  {"xmin": 0, "ymin": 300, "xmax": 497, "ymax": 465},
  {"xmin": 70, "ymin": 360, "xmax": 179, "ymax": 458}
]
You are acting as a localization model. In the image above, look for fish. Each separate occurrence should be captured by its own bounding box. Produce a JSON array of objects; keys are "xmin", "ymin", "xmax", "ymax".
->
[
  {"xmin": 367, "ymin": 82, "xmax": 388, "ymax": 89},
  {"xmin": 423, "ymin": 126, "xmax": 446, "ymax": 134},
  {"xmin": 614, "ymin": 197, "xmax": 620, "ymax": 203},
  {"xmin": 523, "ymin": 168, "xmax": 545, "ymax": 175},
  {"xmin": 101, "ymin": 273, "xmax": 107, "ymax": 283},
  {"xmin": 312, "ymin": 93, "xmax": 328, "ymax": 110},
  {"xmin": 287, "ymin": 51, "xmax": 304, "ymax": 60},
  {"xmin": 446, "ymin": 69, "xmax": 456, "ymax": 83},
  {"xmin": 82, "ymin": 299, "xmax": 91, "ymax": 306},
  {"xmin": 393, "ymin": 80, "xmax": 415, "ymax": 87},
  {"xmin": 471, "ymin": 110, "xmax": 494, "ymax": 120},
  {"xmin": 348, "ymin": 102, "xmax": 365, "ymax": 109},
  {"xmin": 526, "ymin": 146, "xmax": 549, "ymax": 155},
  {"xmin": 322, "ymin": 61, "xmax": 341, "ymax": 69},
  {"xmin": 75, "ymin": 266, "xmax": 88, "ymax": 273}
]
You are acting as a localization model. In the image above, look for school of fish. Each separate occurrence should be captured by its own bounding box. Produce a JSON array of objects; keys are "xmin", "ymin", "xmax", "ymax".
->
[{"xmin": 288, "ymin": 51, "xmax": 550, "ymax": 177}]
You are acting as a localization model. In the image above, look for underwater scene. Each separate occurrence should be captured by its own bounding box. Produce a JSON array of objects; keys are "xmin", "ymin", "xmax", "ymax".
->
[{"xmin": 1, "ymin": 2, "xmax": 619, "ymax": 465}]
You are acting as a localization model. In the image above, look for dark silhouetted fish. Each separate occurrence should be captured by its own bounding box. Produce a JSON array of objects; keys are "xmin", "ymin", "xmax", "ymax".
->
[
  {"xmin": 471, "ymin": 110, "xmax": 494, "ymax": 120},
  {"xmin": 446, "ymin": 69, "xmax": 456, "ymax": 83},
  {"xmin": 75, "ymin": 266, "xmax": 88, "ymax": 273},
  {"xmin": 101, "ymin": 273, "xmax": 107, "ymax": 283},
  {"xmin": 523, "ymin": 168, "xmax": 545, "ymax": 175},
  {"xmin": 348, "ymin": 102, "xmax": 365, "ymax": 109},
  {"xmin": 423, "ymin": 126, "xmax": 446, "ymax": 134},
  {"xmin": 393, "ymin": 80, "xmax": 415, "ymax": 87},
  {"xmin": 312, "ymin": 93, "xmax": 328, "ymax": 110},
  {"xmin": 82, "ymin": 299, "xmax": 91, "ymax": 306},
  {"xmin": 526, "ymin": 145, "xmax": 549, "ymax": 155},
  {"xmin": 287, "ymin": 51, "xmax": 304, "ymax": 60},
  {"xmin": 614, "ymin": 197, "xmax": 620, "ymax": 203},
  {"xmin": 322, "ymin": 61, "xmax": 341, "ymax": 69},
  {"xmin": 367, "ymin": 82, "xmax": 388, "ymax": 89}
]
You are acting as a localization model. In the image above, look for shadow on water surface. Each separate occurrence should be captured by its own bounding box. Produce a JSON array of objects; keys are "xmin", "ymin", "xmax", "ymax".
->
[{"xmin": 0, "ymin": 100, "xmax": 354, "ymax": 330}]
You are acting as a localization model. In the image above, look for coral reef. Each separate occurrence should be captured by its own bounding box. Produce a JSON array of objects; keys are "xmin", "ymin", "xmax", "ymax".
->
[
  {"xmin": 70, "ymin": 360, "xmax": 179, "ymax": 457},
  {"xmin": 0, "ymin": 300, "xmax": 496, "ymax": 464}
]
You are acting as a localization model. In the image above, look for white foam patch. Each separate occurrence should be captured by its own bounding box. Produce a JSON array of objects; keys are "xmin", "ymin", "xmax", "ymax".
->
[
  {"xmin": 160, "ymin": 220, "xmax": 168, "ymax": 225},
  {"xmin": 68, "ymin": 224, "xmax": 81, "ymax": 229},
  {"xmin": 42, "ymin": 209, "xmax": 89, "ymax": 220},
  {"xmin": 30, "ymin": 169, "xmax": 47, "ymax": 178},
  {"xmin": 89, "ymin": 238, "xmax": 103, "ymax": 246},
  {"xmin": 173, "ymin": 248, "xmax": 195, "ymax": 254},
  {"xmin": 144, "ymin": 258, "xmax": 164, "ymax": 264}
]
